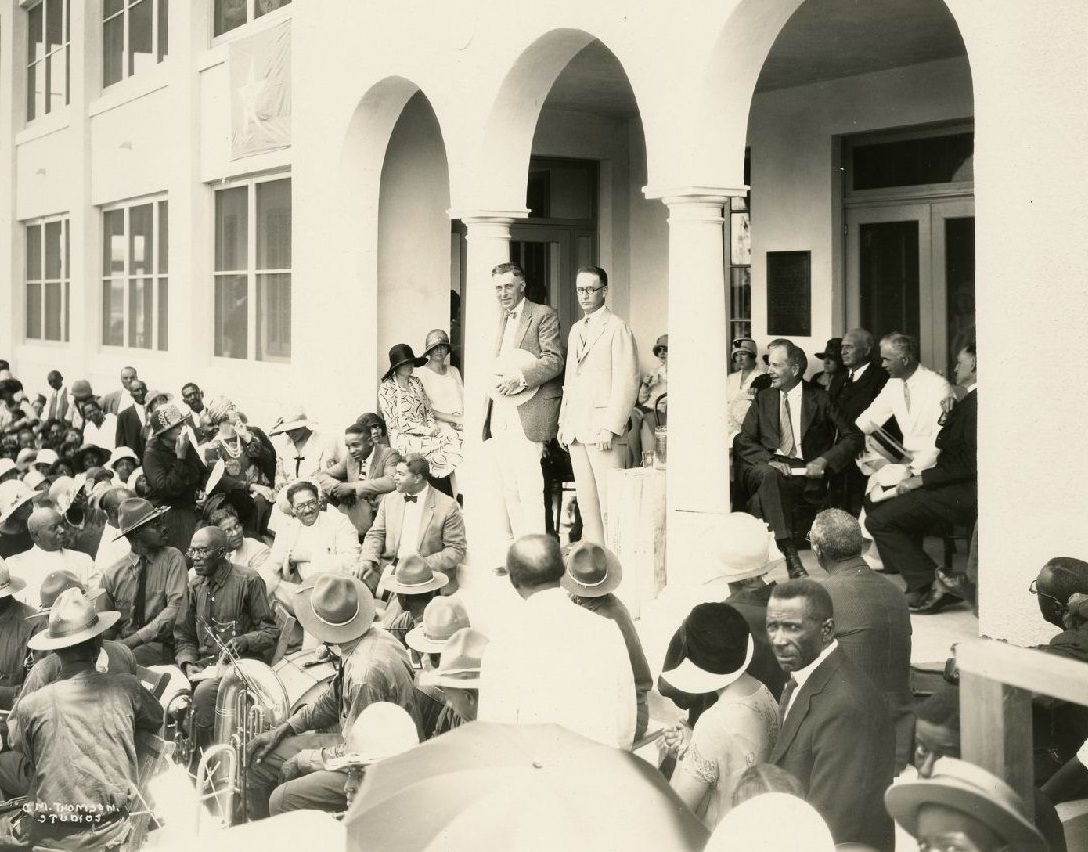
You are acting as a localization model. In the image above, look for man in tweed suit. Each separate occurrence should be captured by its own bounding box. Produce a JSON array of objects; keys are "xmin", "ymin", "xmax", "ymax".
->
[{"xmin": 484, "ymin": 262, "xmax": 565, "ymax": 550}]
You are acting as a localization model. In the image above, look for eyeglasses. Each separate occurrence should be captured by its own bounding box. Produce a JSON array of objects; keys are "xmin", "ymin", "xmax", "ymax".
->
[
  {"xmin": 292, "ymin": 500, "xmax": 319, "ymax": 512},
  {"xmin": 186, "ymin": 547, "xmax": 219, "ymax": 558},
  {"xmin": 575, "ymin": 286, "xmax": 605, "ymax": 296},
  {"xmin": 1029, "ymin": 579, "xmax": 1064, "ymax": 607}
]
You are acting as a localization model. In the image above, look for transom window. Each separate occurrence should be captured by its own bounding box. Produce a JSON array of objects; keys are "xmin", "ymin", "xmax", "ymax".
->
[
  {"xmin": 26, "ymin": 0, "xmax": 70, "ymax": 122},
  {"xmin": 103, "ymin": 0, "xmax": 169, "ymax": 88},
  {"xmin": 102, "ymin": 199, "xmax": 169, "ymax": 351},
  {"xmin": 213, "ymin": 177, "xmax": 291, "ymax": 362},
  {"xmin": 24, "ymin": 216, "xmax": 70, "ymax": 342},
  {"xmin": 214, "ymin": 0, "xmax": 290, "ymax": 37}
]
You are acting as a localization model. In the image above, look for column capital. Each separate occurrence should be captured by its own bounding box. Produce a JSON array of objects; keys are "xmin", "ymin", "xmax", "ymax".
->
[
  {"xmin": 448, "ymin": 208, "xmax": 531, "ymax": 225},
  {"xmin": 642, "ymin": 185, "xmax": 748, "ymax": 206}
]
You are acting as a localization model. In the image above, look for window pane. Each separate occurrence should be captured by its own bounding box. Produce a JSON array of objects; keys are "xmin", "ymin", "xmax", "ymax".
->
[
  {"xmin": 730, "ymin": 266, "xmax": 752, "ymax": 323},
  {"xmin": 255, "ymin": 0, "xmax": 290, "ymax": 19},
  {"xmin": 103, "ymin": 279, "xmax": 125, "ymax": 346},
  {"xmin": 26, "ymin": 226, "xmax": 42, "ymax": 281},
  {"xmin": 47, "ymin": 47, "xmax": 67, "ymax": 113},
  {"xmin": 157, "ymin": 0, "xmax": 168, "ymax": 61},
  {"xmin": 103, "ymin": 209, "xmax": 125, "ymax": 276},
  {"xmin": 27, "ymin": 62, "xmax": 39, "ymax": 122},
  {"xmin": 214, "ymin": 274, "xmax": 248, "ymax": 358},
  {"xmin": 158, "ymin": 200, "xmax": 169, "ymax": 273},
  {"xmin": 730, "ymin": 211, "xmax": 751, "ymax": 266},
  {"xmin": 27, "ymin": 283, "xmax": 42, "ymax": 339},
  {"xmin": 256, "ymin": 179, "xmax": 291, "ymax": 269},
  {"xmin": 129, "ymin": 0, "xmax": 153, "ymax": 77},
  {"xmin": 859, "ymin": 221, "xmax": 921, "ymax": 341},
  {"xmin": 103, "ymin": 14, "xmax": 124, "ymax": 87},
  {"xmin": 44, "ymin": 221, "xmax": 63, "ymax": 279},
  {"xmin": 44, "ymin": 282, "xmax": 62, "ymax": 340},
  {"xmin": 852, "ymin": 134, "xmax": 974, "ymax": 192},
  {"xmin": 129, "ymin": 277, "xmax": 154, "ymax": 348},
  {"xmin": 45, "ymin": 0, "xmax": 64, "ymax": 51},
  {"xmin": 215, "ymin": 187, "xmax": 248, "ymax": 271},
  {"xmin": 157, "ymin": 278, "xmax": 169, "ymax": 350},
  {"xmin": 104, "ymin": 0, "xmax": 124, "ymax": 16},
  {"xmin": 257, "ymin": 272, "xmax": 290, "ymax": 360},
  {"xmin": 28, "ymin": 3, "xmax": 44, "ymax": 64},
  {"xmin": 214, "ymin": 0, "xmax": 248, "ymax": 36},
  {"xmin": 129, "ymin": 203, "xmax": 154, "ymax": 276}
]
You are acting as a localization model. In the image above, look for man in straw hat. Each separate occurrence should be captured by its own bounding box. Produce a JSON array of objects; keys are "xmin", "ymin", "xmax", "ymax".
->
[
  {"xmin": 562, "ymin": 541, "xmax": 652, "ymax": 740},
  {"xmin": 141, "ymin": 403, "xmax": 206, "ymax": 552},
  {"xmin": 406, "ymin": 597, "xmax": 472, "ymax": 738},
  {"xmin": 101, "ymin": 497, "xmax": 187, "ymax": 665},
  {"xmin": 380, "ymin": 553, "xmax": 449, "ymax": 650},
  {"xmin": 244, "ymin": 573, "xmax": 419, "ymax": 819},
  {"xmin": 0, "ymin": 588, "xmax": 162, "ymax": 849},
  {"xmin": 268, "ymin": 406, "xmax": 336, "ymax": 492},
  {"xmin": 6, "ymin": 505, "xmax": 100, "ymax": 608},
  {"xmin": 420, "ymin": 626, "xmax": 488, "ymax": 728}
]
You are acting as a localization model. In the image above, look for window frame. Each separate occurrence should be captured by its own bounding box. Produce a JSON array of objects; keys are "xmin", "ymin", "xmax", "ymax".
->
[
  {"xmin": 213, "ymin": 174, "xmax": 292, "ymax": 363},
  {"xmin": 212, "ymin": 0, "xmax": 291, "ymax": 39},
  {"xmin": 23, "ymin": 214, "xmax": 70, "ymax": 344},
  {"xmin": 102, "ymin": 0, "xmax": 169, "ymax": 90},
  {"xmin": 25, "ymin": 0, "xmax": 71, "ymax": 123},
  {"xmin": 100, "ymin": 196, "xmax": 170, "ymax": 352}
]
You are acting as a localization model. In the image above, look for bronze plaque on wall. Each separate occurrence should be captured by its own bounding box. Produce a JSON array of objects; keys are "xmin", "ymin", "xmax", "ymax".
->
[{"xmin": 767, "ymin": 251, "xmax": 811, "ymax": 337}]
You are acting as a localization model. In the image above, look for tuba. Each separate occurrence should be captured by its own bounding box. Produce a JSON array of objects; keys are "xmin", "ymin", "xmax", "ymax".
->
[{"xmin": 192, "ymin": 646, "xmax": 290, "ymax": 826}]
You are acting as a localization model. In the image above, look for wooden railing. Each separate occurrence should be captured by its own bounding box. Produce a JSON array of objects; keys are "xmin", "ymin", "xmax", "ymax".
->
[{"xmin": 956, "ymin": 638, "xmax": 1088, "ymax": 819}]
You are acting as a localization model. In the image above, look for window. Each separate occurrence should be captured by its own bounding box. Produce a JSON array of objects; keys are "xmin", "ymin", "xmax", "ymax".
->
[
  {"xmin": 26, "ymin": 0, "xmax": 70, "ymax": 122},
  {"xmin": 103, "ymin": 0, "xmax": 169, "ymax": 88},
  {"xmin": 214, "ymin": 177, "xmax": 291, "ymax": 361},
  {"xmin": 728, "ymin": 151, "xmax": 752, "ymax": 343},
  {"xmin": 25, "ymin": 216, "xmax": 70, "ymax": 342},
  {"xmin": 214, "ymin": 0, "xmax": 290, "ymax": 37},
  {"xmin": 102, "ymin": 199, "xmax": 169, "ymax": 350}
]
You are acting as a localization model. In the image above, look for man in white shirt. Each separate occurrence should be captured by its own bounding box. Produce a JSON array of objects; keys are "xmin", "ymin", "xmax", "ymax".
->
[
  {"xmin": 101, "ymin": 366, "xmax": 138, "ymax": 415},
  {"xmin": 79, "ymin": 397, "xmax": 118, "ymax": 452},
  {"xmin": 7, "ymin": 506, "xmax": 101, "ymax": 608},
  {"xmin": 94, "ymin": 487, "xmax": 135, "ymax": 576},
  {"xmin": 43, "ymin": 371, "xmax": 68, "ymax": 422},
  {"xmin": 478, "ymin": 534, "xmax": 635, "ymax": 750}
]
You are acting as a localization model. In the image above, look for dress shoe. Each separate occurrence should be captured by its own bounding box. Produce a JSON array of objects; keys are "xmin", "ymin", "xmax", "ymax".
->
[
  {"xmin": 778, "ymin": 540, "xmax": 808, "ymax": 580},
  {"xmin": 910, "ymin": 590, "xmax": 963, "ymax": 615}
]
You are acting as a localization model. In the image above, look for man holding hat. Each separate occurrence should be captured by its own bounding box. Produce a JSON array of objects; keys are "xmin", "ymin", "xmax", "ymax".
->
[
  {"xmin": 2, "ymin": 589, "xmax": 162, "ymax": 849},
  {"xmin": 101, "ymin": 497, "xmax": 188, "ymax": 665},
  {"xmin": 563, "ymin": 541, "xmax": 652, "ymax": 740},
  {"xmin": 6, "ymin": 506, "xmax": 101, "ymax": 608},
  {"xmin": 141, "ymin": 403, "xmax": 206, "ymax": 552},
  {"xmin": 245, "ymin": 573, "xmax": 419, "ymax": 819}
]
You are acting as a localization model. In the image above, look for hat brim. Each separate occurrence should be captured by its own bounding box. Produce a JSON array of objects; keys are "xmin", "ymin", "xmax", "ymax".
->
[
  {"xmin": 0, "ymin": 576, "xmax": 28, "ymax": 599},
  {"xmin": 420, "ymin": 668, "xmax": 481, "ymax": 690},
  {"xmin": 323, "ymin": 752, "xmax": 387, "ymax": 771},
  {"xmin": 114, "ymin": 504, "xmax": 171, "ymax": 540},
  {"xmin": 27, "ymin": 610, "xmax": 121, "ymax": 651},
  {"xmin": 383, "ymin": 356, "xmax": 428, "ymax": 382},
  {"xmin": 659, "ymin": 636, "xmax": 755, "ymax": 695},
  {"xmin": 293, "ymin": 576, "xmax": 376, "ymax": 644},
  {"xmin": 405, "ymin": 624, "xmax": 454, "ymax": 654},
  {"xmin": 422, "ymin": 342, "xmax": 451, "ymax": 358},
  {"xmin": 0, "ymin": 490, "xmax": 37, "ymax": 527},
  {"xmin": 31, "ymin": 588, "xmax": 106, "ymax": 615},
  {"xmin": 268, "ymin": 418, "xmax": 310, "ymax": 436},
  {"xmin": 885, "ymin": 779, "xmax": 1046, "ymax": 852},
  {"xmin": 383, "ymin": 572, "xmax": 449, "ymax": 596},
  {"xmin": 560, "ymin": 570, "xmax": 621, "ymax": 598}
]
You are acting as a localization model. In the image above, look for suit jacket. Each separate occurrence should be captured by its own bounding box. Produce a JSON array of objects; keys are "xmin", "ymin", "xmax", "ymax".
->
[
  {"xmin": 835, "ymin": 362, "xmax": 889, "ymax": 426},
  {"xmin": 115, "ymin": 405, "xmax": 147, "ymax": 458},
  {"xmin": 771, "ymin": 648, "xmax": 895, "ymax": 849},
  {"xmin": 921, "ymin": 388, "xmax": 976, "ymax": 489},
  {"xmin": 313, "ymin": 443, "xmax": 403, "ymax": 534},
  {"xmin": 484, "ymin": 299, "xmax": 565, "ymax": 443},
  {"xmin": 734, "ymin": 381, "xmax": 863, "ymax": 474},
  {"xmin": 100, "ymin": 389, "xmax": 126, "ymax": 415},
  {"xmin": 360, "ymin": 488, "xmax": 467, "ymax": 576},
  {"xmin": 558, "ymin": 307, "xmax": 640, "ymax": 442}
]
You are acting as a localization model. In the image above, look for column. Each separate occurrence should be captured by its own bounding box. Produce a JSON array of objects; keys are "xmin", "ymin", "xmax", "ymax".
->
[
  {"xmin": 454, "ymin": 211, "xmax": 527, "ymax": 586},
  {"xmin": 648, "ymin": 187, "xmax": 745, "ymax": 587}
]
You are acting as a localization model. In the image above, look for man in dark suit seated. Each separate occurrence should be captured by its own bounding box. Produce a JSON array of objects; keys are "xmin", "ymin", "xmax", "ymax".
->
[
  {"xmin": 733, "ymin": 340, "xmax": 863, "ymax": 579},
  {"xmin": 767, "ymin": 579, "xmax": 896, "ymax": 850},
  {"xmin": 865, "ymin": 344, "xmax": 977, "ymax": 613}
]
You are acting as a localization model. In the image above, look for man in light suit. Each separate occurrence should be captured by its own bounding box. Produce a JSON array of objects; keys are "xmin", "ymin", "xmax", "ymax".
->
[
  {"xmin": 101, "ymin": 365, "xmax": 138, "ymax": 415},
  {"xmin": 357, "ymin": 454, "xmax": 467, "ymax": 595},
  {"xmin": 557, "ymin": 267, "xmax": 640, "ymax": 545},
  {"xmin": 484, "ymin": 262, "xmax": 565, "ymax": 547},
  {"xmin": 314, "ymin": 422, "xmax": 402, "ymax": 538},
  {"xmin": 767, "ymin": 579, "xmax": 895, "ymax": 850}
]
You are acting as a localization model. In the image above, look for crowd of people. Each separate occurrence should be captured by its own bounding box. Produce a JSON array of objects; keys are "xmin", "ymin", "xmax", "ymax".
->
[{"xmin": 0, "ymin": 261, "xmax": 1076, "ymax": 851}]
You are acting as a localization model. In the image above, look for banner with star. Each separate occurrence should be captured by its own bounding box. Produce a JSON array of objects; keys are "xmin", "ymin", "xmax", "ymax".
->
[{"xmin": 230, "ymin": 21, "xmax": 291, "ymax": 159}]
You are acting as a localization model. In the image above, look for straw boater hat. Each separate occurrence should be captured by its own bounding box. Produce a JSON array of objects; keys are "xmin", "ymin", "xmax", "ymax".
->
[
  {"xmin": 406, "ymin": 596, "xmax": 470, "ymax": 654},
  {"xmin": 113, "ymin": 497, "xmax": 171, "ymax": 540},
  {"xmin": 0, "ymin": 559, "xmax": 27, "ymax": 600},
  {"xmin": 294, "ymin": 574, "xmax": 377, "ymax": 645},
  {"xmin": 323, "ymin": 702, "xmax": 420, "ymax": 772},
  {"xmin": 884, "ymin": 758, "xmax": 1047, "ymax": 852},
  {"xmin": 421, "ymin": 627, "xmax": 489, "ymax": 691},
  {"xmin": 660, "ymin": 602, "xmax": 756, "ymax": 695},
  {"xmin": 561, "ymin": 541, "xmax": 622, "ymax": 598},
  {"xmin": 382, "ymin": 344, "xmax": 427, "ymax": 381},
  {"xmin": 382, "ymin": 554, "xmax": 449, "ymax": 596},
  {"xmin": 700, "ymin": 513, "xmax": 784, "ymax": 583},
  {"xmin": 268, "ymin": 406, "xmax": 312, "ymax": 436},
  {"xmin": 27, "ymin": 588, "xmax": 121, "ymax": 651},
  {"xmin": 148, "ymin": 403, "xmax": 187, "ymax": 438},
  {"xmin": 0, "ymin": 480, "xmax": 37, "ymax": 529},
  {"xmin": 422, "ymin": 329, "xmax": 452, "ymax": 359}
]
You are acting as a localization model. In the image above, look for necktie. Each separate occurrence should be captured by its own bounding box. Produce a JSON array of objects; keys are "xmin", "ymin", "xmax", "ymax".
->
[
  {"xmin": 403, "ymin": 494, "xmax": 418, "ymax": 504},
  {"xmin": 507, "ymin": 310, "xmax": 517, "ymax": 319},
  {"xmin": 903, "ymin": 381, "xmax": 912, "ymax": 412},
  {"xmin": 294, "ymin": 455, "xmax": 304, "ymax": 477},
  {"xmin": 778, "ymin": 676, "xmax": 799, "ymax": 721},
  {"xmin": 132, "ymin": 558, "xmax": 148, "ymax": 629},
  {"xmin": 848, "ymin": 370, "xmax": 856, "ymax": 383},
  {"xmin": 778, "ymin": 393, "xmax": 796, "ymax": 458}
]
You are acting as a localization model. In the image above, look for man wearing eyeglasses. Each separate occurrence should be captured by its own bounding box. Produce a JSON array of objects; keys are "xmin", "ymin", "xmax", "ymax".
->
[{"xmin": 557, "ymin": 267, "xmax": 640, "ymax": 546}]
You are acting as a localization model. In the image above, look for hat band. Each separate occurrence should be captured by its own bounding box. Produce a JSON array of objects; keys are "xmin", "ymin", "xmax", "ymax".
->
[
  {"xmin": 437, "ymin": 665, "xmax": 481, "ymax": 681},
  {"xmin": 397, "ymin": 576, "xmax": 436, "ymax": 588},
  {"xmin": 573, "ymin": 572, "xmax": 608, "ymax": 587},
  {"xmin": 312, "ymin": 599, "xmax": 361, "ymax": 628},
  {"xmin": 51, "ymin": 612, "xmax": 99, "ymax": 639},
  {"xmin": 423, "ymin": 627, "xmax": 456, "ymax": 642}
]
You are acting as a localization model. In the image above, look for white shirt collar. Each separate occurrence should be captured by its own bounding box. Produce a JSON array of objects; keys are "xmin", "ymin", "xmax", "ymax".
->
[
  {"xmin": 783, "ymin": 382, "xmax": 803, "ymax": 405},
  {"xmin": 507, "ymin": 299, "xmax": 525, "ymax": 320},
  {"xmin": 965, "ymin": 382, "xmax": 978, "ymax": 394},
  {"xmin": 851, "ymin": 362, "xmax": 870, "ymax": 379},
  {"xmin": 791, "ymin": 639, "xmax": 839, "ymax": 694},
  {"xmin": 582, "ymin": 305, "xmax": 606, "ymax": 324}
]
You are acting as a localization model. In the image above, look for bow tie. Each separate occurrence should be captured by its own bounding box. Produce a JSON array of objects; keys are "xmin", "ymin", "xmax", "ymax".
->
[
  {"xmin": 506, "ymin": 310, "xmax": 517, "ymax": 319},
  {"xmin": 403, "ymin": 494, "xmax": 418, "ymax": 503}
]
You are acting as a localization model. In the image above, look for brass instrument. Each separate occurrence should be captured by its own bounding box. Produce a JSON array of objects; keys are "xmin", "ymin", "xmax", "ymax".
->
[{"xmin": 191, "ymin": 620, "xmax": 289, "ymax": 827}]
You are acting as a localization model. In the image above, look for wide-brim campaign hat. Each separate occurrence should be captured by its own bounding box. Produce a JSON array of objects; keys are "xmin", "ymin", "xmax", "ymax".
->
[
  {"xmin": 815, "ymin": 338, "xmax": 843, "ymax": 360},
  {"xmin": 420, "ymin": 627, "xmax": 489, "ymax": 690},
  {"xmin": 561, "ymin": 541, "xmax": 622, "ymax": 598},
  {"xmin": 294, "ymin": 573, "xmax": 377, "ymax": 644},
  {"xmin": 27, "ymin": 588, "xmax": 121, "ymax": 651},
  {"xmin": 885, "ymin": 758, "xmax": 1047, "ymax": 852},
  {"xmin": 406, "ymin": 596, "xmax": 470, "ymax": 653},
  {"xmin": 0, "ymin": 480, "xmax": 37, "ymax": 527},
  {"xmin": 0, "ymin": 560, "xmax": 27, "ymax": 600},
  {"xmin": 149, "ymin": 403, "xmax": 187, "ymax": 437},
  {"xmin": 323, "ymin": 702, "xmax": 420, "ymax": 771},
  {"xmin": 660, "ymin": 602, "xmax": 755, "ymax": 694},
  {"xmin": 35, "ymin": 569, "xmax": 104, "ymax": 611},
  {"xmin": 422, "ymin": 329, "xmax": 452, "ymax": 358},
  {"xmin": 268, "ymin": 406, "xmax": 312, "ymax": 436},
  {"xmin": 383, "ymin": 344, "xmax": 428, "ymax": 381},
  {"xmin": 382, "ymin": 553, "xmax": 449, "ymax": 596},
  {"xmin": 114, "ymin": 497, "xmax": 171, "ymax": 539}
]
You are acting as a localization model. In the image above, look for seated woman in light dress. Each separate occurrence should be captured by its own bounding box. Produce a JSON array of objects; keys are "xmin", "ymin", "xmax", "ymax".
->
[
  {"xmin": 660, "ymin": 602, "xmax": 780, "ymax": 830},
  {"xmin": 415, "ymin": 330, "xmax": 463, "ymax": 496},
  {"xmin": 377, "ymin": 343, "xmax": 462, "ymax": 497},
  {"xmin": 638, "ymin": 334, "xmax": 668, "ymax": 460}
]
